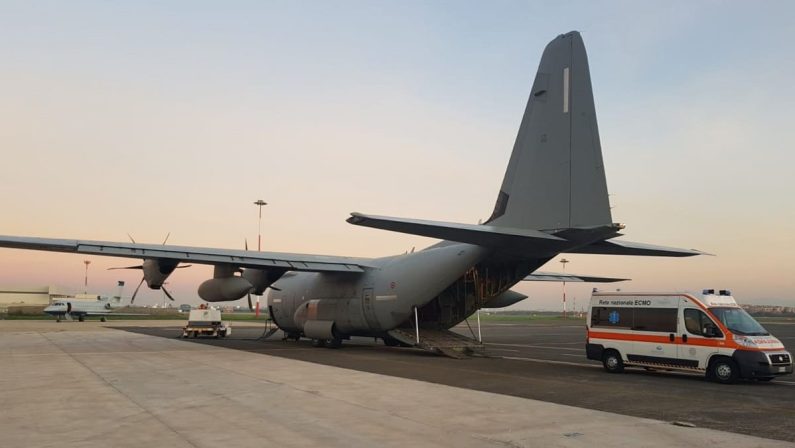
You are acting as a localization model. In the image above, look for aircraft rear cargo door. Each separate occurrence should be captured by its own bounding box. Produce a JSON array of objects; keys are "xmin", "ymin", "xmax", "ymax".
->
[{"xmin": 362, "ymin": 288, "xmax": 380, "ymax": 330}]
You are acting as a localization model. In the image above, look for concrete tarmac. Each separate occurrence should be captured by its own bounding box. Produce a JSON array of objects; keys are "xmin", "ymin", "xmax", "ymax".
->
[
  {"xmin": 121, "ymin": 319, "xmax": 795, "ymax": 443},
  {"xmin": 1, "ymin": 320, "xmax": 793, "ymax": 447}
]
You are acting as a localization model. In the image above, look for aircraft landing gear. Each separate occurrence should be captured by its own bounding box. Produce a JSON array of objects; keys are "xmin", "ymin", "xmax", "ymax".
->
[
  {"xmin": 100, "ymin": 317, "xmax": 107, "ymax": 322},
  {"xmin": 311, "ymin": 337, "xmax": 343, "ymax": 348},
  {"xmin": 78, "ymin": 316, "xmax": 85, "ymax": 322}
]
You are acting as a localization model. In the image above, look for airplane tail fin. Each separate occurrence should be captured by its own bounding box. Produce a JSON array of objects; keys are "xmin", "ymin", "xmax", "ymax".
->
[{"xmin": 486, "ymin": 31, "xmax": 612, "ymax": 231}]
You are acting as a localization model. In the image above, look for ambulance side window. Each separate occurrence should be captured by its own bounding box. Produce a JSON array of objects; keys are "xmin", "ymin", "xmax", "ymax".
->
[
  {"xmin": 591, "ymin": 307, "xmax": 631, "ymax": 329},
  {"xmin": 684, "ymin": 309, "xmax": 722, "ymax": 337},
  {"xmin": 632, "ymin": 308, "xmax": 677, "ymax": 332}
]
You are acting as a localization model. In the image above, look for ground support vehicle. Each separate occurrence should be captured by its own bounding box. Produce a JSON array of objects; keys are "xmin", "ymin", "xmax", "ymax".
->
[{"xmin": 182, "ymin": 309, "xmax": 231, "ymax": 339}]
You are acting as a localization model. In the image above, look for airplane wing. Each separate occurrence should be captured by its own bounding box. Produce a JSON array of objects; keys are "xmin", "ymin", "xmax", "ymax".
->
[
  {"xmin": 565, "ymin": 239, "xmax": 709, "ymax": 257},
  {"xmin": 523, "ymin": 272, "xmax": 628, "ymax": 282},
  {"xmin": 0, "ymin": 235, "xmax": 371, "ymax": 273}
]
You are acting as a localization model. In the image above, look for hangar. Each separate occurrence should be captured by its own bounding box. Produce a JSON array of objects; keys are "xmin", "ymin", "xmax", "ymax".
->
[{"xmin": 0, "ymin": 286, "xmax": 69, "ymax": 310}]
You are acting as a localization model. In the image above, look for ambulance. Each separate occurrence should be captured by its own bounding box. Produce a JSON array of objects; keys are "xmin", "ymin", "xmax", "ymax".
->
[{"xmin": 586, "ymin": 289, "xmax": 793, "ymax": 383}]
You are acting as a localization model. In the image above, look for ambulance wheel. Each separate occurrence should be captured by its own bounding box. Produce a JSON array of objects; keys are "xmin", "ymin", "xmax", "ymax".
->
[
  {"xmin": 602, "ymin": 350, "xmax": 624, "ymax": 373},
  {"xmin": 708, "ymin": 357, "xmax": 738, "ymax": 384}
]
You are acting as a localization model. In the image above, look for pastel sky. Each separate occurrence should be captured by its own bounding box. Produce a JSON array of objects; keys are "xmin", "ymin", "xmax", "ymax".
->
[{"xmin": 1, "ymin": 1, "xmax": 793, "ymax": 309}]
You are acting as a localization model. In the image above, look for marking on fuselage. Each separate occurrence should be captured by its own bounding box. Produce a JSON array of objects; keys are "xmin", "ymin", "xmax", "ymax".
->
[
  {"xmin": 272, "ymin": 299, "xmax": 282, "ymax": 303},
  {"xmin": 375, "ymin": 295, "xmax": 398, "ymax": 301}
]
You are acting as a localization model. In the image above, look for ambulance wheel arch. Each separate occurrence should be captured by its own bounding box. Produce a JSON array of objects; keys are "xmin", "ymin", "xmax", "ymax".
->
[
  {"xmin": 707, "ymin": 356, "xmax": 739, "ymax": 384},
  {"xmin": 602, "ymin": 349, "xmax": 625, "ymax": 373}
]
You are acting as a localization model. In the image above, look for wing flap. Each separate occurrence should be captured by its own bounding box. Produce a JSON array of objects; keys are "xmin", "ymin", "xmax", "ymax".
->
[{"xmin": 0, "ymin": 235, "xmax": 370, "ymax": 273}]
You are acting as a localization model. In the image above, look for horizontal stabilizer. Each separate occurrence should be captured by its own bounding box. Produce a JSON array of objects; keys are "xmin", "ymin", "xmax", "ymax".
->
[
  {"xmin": 524, "ymin": 272, "xmax": 628, "ymax": 283},
  {"xmin": 566, "ymin": 240, "xmax": 708, "ymax": 257},
  {"xmin": 347, "ymin": 213, "xmax": 564, "ymax": 249}
]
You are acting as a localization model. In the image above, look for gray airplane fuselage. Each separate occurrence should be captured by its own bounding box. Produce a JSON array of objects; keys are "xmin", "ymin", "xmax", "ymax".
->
[{"xmin": 268, "ymin": 243, "xmax": 542, "ymax": 337}]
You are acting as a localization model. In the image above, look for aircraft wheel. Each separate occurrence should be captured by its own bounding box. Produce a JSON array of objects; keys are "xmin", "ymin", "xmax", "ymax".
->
[
  {"xmin": 327, "ymin": 338, "xmax": 342, "ymax": 349},
  {"xmin": 383, "ymin": 336, "xmax": 401, "ymax": 347},
  {"xmin": 100, "ymin": 317, "xmax": 107, "ymax": 322},
  {"xmin": 312, "ymin": 339, "xmax": 326, "ymax": 348},
  {"xmin": 757, "ymin": 377, "xmax": 774, "ymax": 382},
  {"xmin": 602, "ymin": 350, "xmax": 624, "ymax": 373},
  {"xmin": 78, "ymin": 316, "xmax": 85, "ymax": 322}
]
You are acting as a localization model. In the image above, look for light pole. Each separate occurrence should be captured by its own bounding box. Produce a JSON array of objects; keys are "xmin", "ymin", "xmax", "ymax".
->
[
  {"xmin": 83, "ymin": 260, "xmax": 91, "ymax": 294},
  {"xmin": 253, "ymin": 199, "xmax": 268, "ymax": 317},
  {"xmin": 254, "ymin": 199, "xmax": 268, "ymax": 251},
  {"xmin": 560, "ymin": 258, "xmax": 569, "ymax": 318}
]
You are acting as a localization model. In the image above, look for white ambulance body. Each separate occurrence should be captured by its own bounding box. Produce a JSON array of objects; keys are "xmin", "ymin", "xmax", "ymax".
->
[{"xmin": 586, "ymin": 290, "xmax": 793, "ymax": 383}]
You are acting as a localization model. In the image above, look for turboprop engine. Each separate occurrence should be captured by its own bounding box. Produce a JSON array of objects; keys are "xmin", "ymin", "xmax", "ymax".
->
[
  {"xmin": 197, "ymin": 265, "xmax": 285, "ymax": 302},
  {"xmin": 198, "ymin": 276, "xmax": 253, "ymax": 302},
  {"xmin": 109, "ymin": 258, "xmax": 188, "ymax": 303}
]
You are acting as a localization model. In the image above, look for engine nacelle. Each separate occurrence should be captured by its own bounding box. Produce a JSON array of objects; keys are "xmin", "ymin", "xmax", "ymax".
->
[
  {"xmin": 142, "ymin": 259, "xmax": 179, "ymax": 289},
  {"xmin": 198, "ymin": 277, "xmax": 253, "ymax": 302},
  {"xmin": 241, "ymin": 268, "xmax": 285, "ymax": 295}
]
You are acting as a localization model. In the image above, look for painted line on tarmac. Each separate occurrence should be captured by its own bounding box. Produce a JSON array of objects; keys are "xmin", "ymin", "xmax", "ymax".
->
[
  {"xmin": 487, "ymin": 342, "xmax": 581, "ymax": 351},
  {"xmin": 501, "ymin": 355, "xmax": 600, "ymax": 369}
]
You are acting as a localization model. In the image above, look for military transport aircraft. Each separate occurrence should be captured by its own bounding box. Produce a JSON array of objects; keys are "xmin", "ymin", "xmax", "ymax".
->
[{"xmin": 0, "ymin": 31, "xmax": 703, "ymax": 348}]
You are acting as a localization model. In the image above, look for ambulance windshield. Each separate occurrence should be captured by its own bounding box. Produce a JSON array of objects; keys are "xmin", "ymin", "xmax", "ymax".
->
[{"xmin": 709, "ymin": 307, "xmax": 769, "ymax": 336}]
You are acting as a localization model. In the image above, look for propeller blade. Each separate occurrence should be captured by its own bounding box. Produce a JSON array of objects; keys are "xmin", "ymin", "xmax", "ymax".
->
[
  {"xmin": 107, "ymin": 265, "xmax": 143, "ymax": 270},
  {"xmin": 161, "ymin": 285, "xmax": 175, "ymax": 301},
  {"xmin": 247, "ymin": 293, "xmax": 253, "ymax": 311},
  {"xmin": 130, "ymin": 277, "xmax": 146, "ymax": 304},
  {"xmin": 269, "ymin": 286, "xmax": 282, "ymax": 292},
  {"xmin": 175, "ymin": 264, "xmax": 192, "ymax": 269},
  {"xmin": 244, "ymin": 239, "xmax": 248, "ymax": 251},
  {"xmin": 162, "ymin": 232, "xmax": 171, "ymax": 245},
  {"xmin": 127, "ymin": 233, "xmax": 137, "ymax": 244}
]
